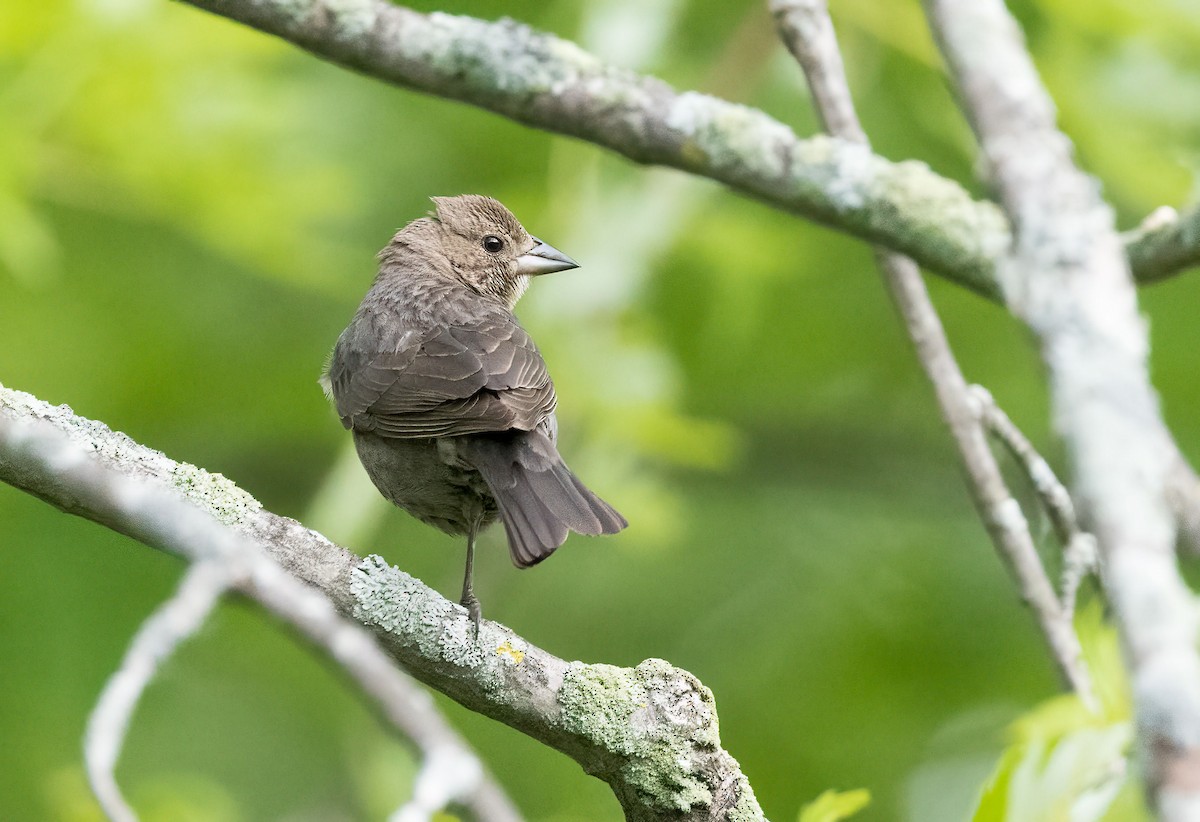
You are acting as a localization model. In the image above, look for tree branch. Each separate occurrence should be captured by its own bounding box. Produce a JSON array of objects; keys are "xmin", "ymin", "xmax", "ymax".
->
[
  {"xmin": 0, "ymin": 383, "xmax": 763, "ymax": 822},
  {"xmin": 1124, "ymin": 204, "xmax": 1200, "ymax": 286},
  {"xmin": 969, "ymin": 385, "xmax": 1098, "ymax": 615},
  {"xmin": 768, "ymin": 0, "xmax": 1093, "ymax": 705},
  {"xmin": 171, "ymin": 0, "xmax": 1195, "ymax": 299},
  {"xmin": 922, "ymin": 1, "xmax": 1200, "ymax": 816},
  {"xmin": 86, "ymin": 561, "xmax": 230, "ymax": 822},
  {"xmin": 0, "ymin": 387, "xmax": 519, "ymax": 822}
]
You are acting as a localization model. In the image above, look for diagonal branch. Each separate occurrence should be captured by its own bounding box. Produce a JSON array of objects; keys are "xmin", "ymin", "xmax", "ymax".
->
[
  {"xmin": 922, "ymin": 0, "xmax": 1200, "ymax": 816},
  {"xmin": 768, "ymin": 0, "xmax": 1093, "ymax": 705},
  {"xmin": 0, "ymin": 387, "xmax": 518, "ymax": 822},
  {"xmin": 172, "ymin": 0, "xmax": 1195, "ymax": 299},
  {"xmin": 86, "ymin": 561, "xmax": 231, "ymax": 822},
  {"xmin": 0, "ymin": 383, "xmax": 763, "ymax": 822},
  {"xmin": 969, "ymin": 385, "xmax": 1098, "ymax": 616}
]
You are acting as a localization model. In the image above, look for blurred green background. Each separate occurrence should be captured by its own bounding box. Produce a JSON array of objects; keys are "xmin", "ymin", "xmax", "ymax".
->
[{"xmin": 2, "ymin": 0, "xmax": 1199, "ymax": 819}]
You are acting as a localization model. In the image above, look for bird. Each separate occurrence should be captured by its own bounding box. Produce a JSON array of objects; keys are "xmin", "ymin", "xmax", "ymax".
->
[{"xmin": 322, "ymin": 195, "xmax": 626, "ymax": 632}]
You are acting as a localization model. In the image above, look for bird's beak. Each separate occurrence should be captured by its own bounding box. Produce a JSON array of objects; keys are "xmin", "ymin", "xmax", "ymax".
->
[{"xmin": 515, "ymin": 238, "xmax": 579, "ymax": 276}]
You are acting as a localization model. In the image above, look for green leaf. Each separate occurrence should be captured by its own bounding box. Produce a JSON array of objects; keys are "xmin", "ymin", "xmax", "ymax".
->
[
  {"xmin": 971, "ymin": 725, "xmax": 1134, "ymax": 822},
  {"xmin": 798, "ymin": 788, "xmax": 871, "ymax": 822},
  {"xmin": 969, "ymin": 603, "xmax": 1148, "ymax": 822}
]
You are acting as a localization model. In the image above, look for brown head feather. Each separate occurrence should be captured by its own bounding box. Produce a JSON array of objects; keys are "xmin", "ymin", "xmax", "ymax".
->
[{"xmin": 373, "ymin": 195, "xmax": 534, "ymax": 308}]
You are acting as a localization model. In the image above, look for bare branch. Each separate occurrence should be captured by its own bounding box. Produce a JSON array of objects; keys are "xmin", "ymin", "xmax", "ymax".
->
[
  {"xmin": 922, "ymin": 0, "xmax": 1200, "ymax": 815},
  {"xmin": 0, "ymin": 388, "xmax": 519, "ymax": 822},
  {"xmin": 85, "ymin": 561, "xmax": 230, "ymax": 822},
  {"xmin": 969, "ymin": 385, "xmax": 1099, "ymax": 612},
  {"xmin": 0, "ymin": 384, "xmax": 763, "ymax": 822},
  {"xmin": 1124, "ymin": 203, "xmax": 1200, "ymax": 286},
  {"xmin": 969, "ymin": 385, "xmax": 1079, "ymax": 547},
  {"xmin": 1058, "ymin": 534, "xmax": 1099, "ymax": 620},
  {"xmin": 171, "ymin": 0, "xmax": 1195, "ymax": 300},
  {"xmin": 769, "ymin": 1, "xmax": 865, "ymax": 143},
  {"xmin": 769, "ymin": 0, "xmax": 1093, "ymax": 705}
]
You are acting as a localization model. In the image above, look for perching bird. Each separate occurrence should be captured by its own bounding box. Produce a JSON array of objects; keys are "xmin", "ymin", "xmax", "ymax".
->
[{"xmin": 322, "ymin": 195, "xmax": 626, "ymax": 630}]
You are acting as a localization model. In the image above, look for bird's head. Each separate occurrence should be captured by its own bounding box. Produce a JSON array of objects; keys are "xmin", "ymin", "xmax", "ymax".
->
[{"xmin": 425, "ymin": 195, "xmax": 578, "ymax": 308}]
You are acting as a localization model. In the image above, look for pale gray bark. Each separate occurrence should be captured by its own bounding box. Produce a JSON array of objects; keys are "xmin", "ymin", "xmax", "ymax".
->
[
  {"xmin": 86, "ymin": 562, "xmax": 230, "ymax": 822},
  {"xmin": 768, "ymin": 0, "xmax": 1093, "ymax": 704},
  {"xmin": 969, "ymin": 386, "xmax": 1099, "ymax": 617},
  {"xmin": 923, "ymin": 1, "xmax": 1200, "ymax": 816}
]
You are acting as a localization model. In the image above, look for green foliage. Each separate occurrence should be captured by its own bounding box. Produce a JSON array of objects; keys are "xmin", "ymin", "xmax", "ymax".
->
[
  {"xmin": 969, "ymin": 605, "xmax": 1149, "ymax": 822},
  {"xmin": 0, "ymin": 0, "xmax": 358, "ymax": 292},
  {"xmin": 798, "ymin": 788, "xmax": 871, "ymax": 822},
  {"xmin": 44, "ymin": 767, "xmax": 242, "ymax": 822},
  {"xmin": 2, "ymin": 0, "xmax": 1199, "ymax": 820}
]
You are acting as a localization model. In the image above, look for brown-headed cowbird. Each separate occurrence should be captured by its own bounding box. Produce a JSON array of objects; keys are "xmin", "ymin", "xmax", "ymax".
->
[{"xmin": 322, "ymin": 195, "xmax": 626, "ymax": 630}]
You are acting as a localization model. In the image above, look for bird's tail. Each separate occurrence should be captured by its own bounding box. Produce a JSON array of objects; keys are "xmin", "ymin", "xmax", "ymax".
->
[{"xmin": 460, "ymin": 431, "xmax": 627, "ymax": 568}]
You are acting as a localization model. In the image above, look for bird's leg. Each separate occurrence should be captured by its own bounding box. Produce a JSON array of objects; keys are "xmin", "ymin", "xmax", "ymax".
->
[{"xmin": 460, "ymin": 515, "xmax": 483, "ymax": 637}]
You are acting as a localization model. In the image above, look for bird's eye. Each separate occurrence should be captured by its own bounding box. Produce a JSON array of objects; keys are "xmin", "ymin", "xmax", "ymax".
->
[{"xmin": 482, "ymin": 235, "xmax": 504, "ymax": 253}]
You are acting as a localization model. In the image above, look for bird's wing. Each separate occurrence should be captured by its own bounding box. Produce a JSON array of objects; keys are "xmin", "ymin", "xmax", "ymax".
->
[{"xmin": 329, "ymin": 315, "xmax": 557, "ymax": 439}]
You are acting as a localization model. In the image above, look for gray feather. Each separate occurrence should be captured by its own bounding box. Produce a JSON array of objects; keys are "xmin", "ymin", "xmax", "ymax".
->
[{"xmin": 460, "ymin": 431, "xmax": 627, "ymax": 567}]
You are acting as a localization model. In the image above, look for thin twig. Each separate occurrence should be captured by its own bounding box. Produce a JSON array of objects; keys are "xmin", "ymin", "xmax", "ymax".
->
[
  {"xmin": 85, "ymin": 561, "xmax": 231, "ymax": 822},
  {"xmin": 239, "ymin": 560, "xmax": 514, "ymax": 822},
  {"xmin": 969, "ymin": 385, "xmax": 1078, "ymax": 546},
  {"xmin": 1058, "ymin": 534, "xmax": 1098, "ymax": 619},
  {"xmin": 769, "ymin": 0, "xmax": 1094, "ymax": 705},
  {"xmin": 922, "ymin": 0, "xmax": 1200, "ymax": 814},
  {"xmin": 969, "ymin": 385, "xmax": 1098, "ymax": 611},
  {"xmin": 0, "ymin": 401, "xmax": 519, "ymax": 822}
]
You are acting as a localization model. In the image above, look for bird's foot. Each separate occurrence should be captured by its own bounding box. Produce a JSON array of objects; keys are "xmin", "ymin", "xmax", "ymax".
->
[{"xmin": 460, "ymin": 592, "xmax": 482, "ymax": 639}]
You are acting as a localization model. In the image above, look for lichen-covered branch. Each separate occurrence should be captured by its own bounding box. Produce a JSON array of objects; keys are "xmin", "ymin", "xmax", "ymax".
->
[
  {"xmin": 768, "ymin": 0, "xmax": 1093, "ymax": 705},
  {"xmin": 173, "ymin": 0, "xmax": 1194, "ymax": 299},
  {"xmin": 1124, "ymin": 204, "xmax": 1200, "ymax": 286},
  {"xmin": 0, "ymin": 387, "xmax": 518, "ymax": 822},
  {"xmin": 0, "ymin": 384, "xmax": 763, "ymax": 822},
  {"xmin": 922, "ymin": 1, "xmax": 1200, "ymax": 816}
]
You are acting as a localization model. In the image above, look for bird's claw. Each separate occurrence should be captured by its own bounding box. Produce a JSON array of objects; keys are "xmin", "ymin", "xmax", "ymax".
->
[{"xmin": 460, "ymin": 592, "xmax": 482, "ymax": 640}]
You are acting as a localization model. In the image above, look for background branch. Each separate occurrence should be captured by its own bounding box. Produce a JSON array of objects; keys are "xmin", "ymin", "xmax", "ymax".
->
[
  {"xmin": 85, "ymin": 561, "xmax": 230, "ymax": 822},
  {"xmin": 174, "ymin": 0, "xmax": 1196, "ymax": 300},
  {"xmin": 970, "ymin": 385, "xmax": 1082, "ymax": 549},
  {"xmin": 922, "ymin": 0, "xmax": 1200, "ymax": 815},
  {"xmin": 970, "ymin": 385, "xmax": 1099, "ymax": 615},
  {"xmin": 769, "ymin": 0, "xmax": 1093, "ymax": 704},
  {"xmin": 0, "ymin": 384, "xmax": 762, "ymax": 822},
  {"xmin": 1124, "ymin": 203, "xmax": 1200, "ymax": 286}
]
